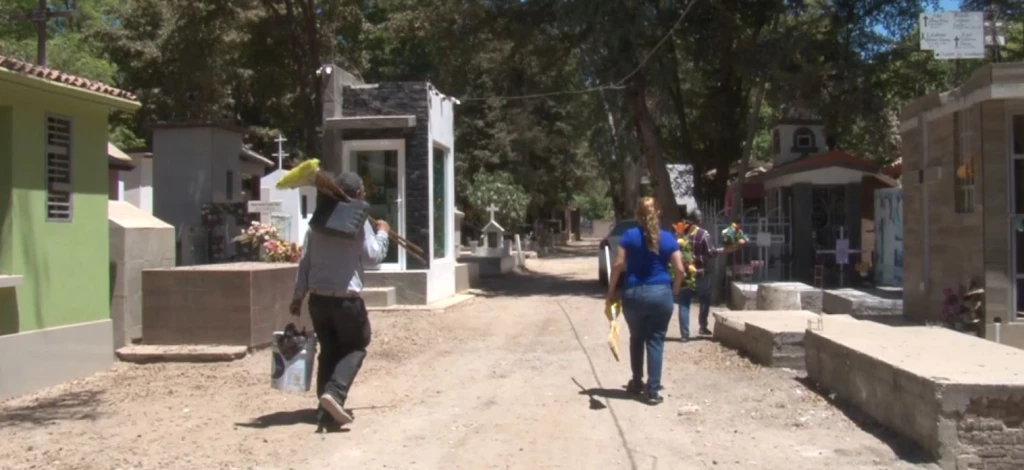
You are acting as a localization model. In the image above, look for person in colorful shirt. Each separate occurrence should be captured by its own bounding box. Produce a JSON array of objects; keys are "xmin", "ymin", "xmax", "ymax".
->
[{"xmin": 677, "ymin": 209, "xmax": 737, "ymax": 339}]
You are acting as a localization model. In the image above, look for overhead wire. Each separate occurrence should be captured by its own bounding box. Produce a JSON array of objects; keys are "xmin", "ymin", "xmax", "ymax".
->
[{"xmin": 457, "ymin": 0, "xmax": 704, "ymax": 103}]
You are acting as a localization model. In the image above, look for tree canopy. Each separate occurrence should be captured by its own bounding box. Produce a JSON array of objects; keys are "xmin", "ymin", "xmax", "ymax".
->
[{"xmin": 2, "ymin": 0, "xmax": 1017, "ymax": 221}]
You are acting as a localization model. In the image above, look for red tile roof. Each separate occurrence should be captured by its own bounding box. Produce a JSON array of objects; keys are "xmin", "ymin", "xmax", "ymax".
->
[
  {"xmin": 0, "ymin": 55, "xmax": 138, "ymax": 102},
  {"xmin": 748, "ymin": 150, "xmax": 880, "ymax": 183}
]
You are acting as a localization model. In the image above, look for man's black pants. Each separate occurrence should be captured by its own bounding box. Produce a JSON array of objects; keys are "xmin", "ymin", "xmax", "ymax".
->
[{"xmin": 308, "ymin": 294, "xmax": 371, "ymax": 406}]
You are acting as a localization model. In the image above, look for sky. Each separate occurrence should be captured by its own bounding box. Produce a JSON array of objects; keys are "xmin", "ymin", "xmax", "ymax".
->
[{"xmin": 936, "ymin": 0, "xmax": 962, "ymax": 12}]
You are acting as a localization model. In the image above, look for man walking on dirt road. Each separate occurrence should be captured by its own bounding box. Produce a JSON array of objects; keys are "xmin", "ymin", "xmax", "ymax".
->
[
  {"xmin": 676, "ymin": 209, "xmax": 735, "ymax": 340},
  {"xmin": 290, "ymin": 172, "xmax": 390, "ymax": 432}
]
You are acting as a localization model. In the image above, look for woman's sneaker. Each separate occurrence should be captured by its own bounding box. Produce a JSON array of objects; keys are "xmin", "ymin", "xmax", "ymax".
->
[{"xmin": 645, "ymin": 393, "xmax": 664, "ymax": 406}]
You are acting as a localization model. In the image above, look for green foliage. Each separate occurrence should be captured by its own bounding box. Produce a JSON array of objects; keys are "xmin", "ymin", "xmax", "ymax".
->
[
  {"xmin": 465, "ymin": 171, "xmax": 530, "ymax": 231},
  {"xmin": 574, "ymin": 181, "xmax": 614, "ymax": 221},
  {"xmin": 4, "ymin": 0, "xmax": 1010, "ymax": 216}
]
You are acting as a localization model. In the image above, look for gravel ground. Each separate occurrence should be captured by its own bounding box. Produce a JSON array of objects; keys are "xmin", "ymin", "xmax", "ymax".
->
[{"xmin": 0, "ymin": 243, "xmax": 938, "ymax": 470}]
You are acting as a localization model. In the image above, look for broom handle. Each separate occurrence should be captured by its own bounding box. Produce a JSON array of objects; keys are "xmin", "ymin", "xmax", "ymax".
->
[{"xmin": 313, "ymin": 172, "xmax": 427, "ymax": 261}]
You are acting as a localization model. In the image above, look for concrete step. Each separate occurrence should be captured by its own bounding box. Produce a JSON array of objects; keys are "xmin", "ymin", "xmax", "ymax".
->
[
  {"xmin": 455, "ymin": 262, "xmax": 480, "ymax": 293},
  {"xmin": 362, "ymin": 287, "xmax": 397, "ymax": 308}
]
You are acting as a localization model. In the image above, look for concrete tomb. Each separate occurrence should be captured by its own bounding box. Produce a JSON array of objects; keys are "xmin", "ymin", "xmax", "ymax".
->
[
  {"xmin": 712, "ymin": 309, "xmax": 856, "ymax": 369},
  {"xmin": 461, "ymin": 204, "xmax": 515, "ymax": 277},
  {"xmin": 805, "ymin": 321, "xmax": 1024, "ymax": 469},
  {"xmin": 108, "ymin": 201, "xmax": 176, "ymax": 348},
  {"xmin": 730, "ymin": 281, "xmax": 822, "ymax": 312},
  {"xmin": 822, "ymin": 287, "xmax": 905, "ymax": 325},
  {"xmin": 142, "ymin": 262, "xmax": 307, "ymax": 347}
]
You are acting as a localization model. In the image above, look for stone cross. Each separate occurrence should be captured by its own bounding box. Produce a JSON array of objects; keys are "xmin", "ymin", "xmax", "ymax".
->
[
  {"xmin": 274, "ymin": 134, "xmax": 288, "ymax": 169},
  {"xmin": 486, "ymin": 204, "xmax": 499, "ymax": 223}
]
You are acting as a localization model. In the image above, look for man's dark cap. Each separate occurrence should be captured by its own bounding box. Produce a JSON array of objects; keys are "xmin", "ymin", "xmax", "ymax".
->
[{"xmin": 337, "ymin": 172, "xmax": 364, "ymax": 197}]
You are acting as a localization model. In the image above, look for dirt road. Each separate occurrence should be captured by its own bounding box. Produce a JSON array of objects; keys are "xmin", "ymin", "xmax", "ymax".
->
[{"xmin": 0, "ymin": 245, "xmax": 936, "ymax": 470}]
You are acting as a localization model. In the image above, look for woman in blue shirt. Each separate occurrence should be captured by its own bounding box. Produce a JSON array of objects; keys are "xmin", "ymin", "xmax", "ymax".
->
[{"xmin": 606, "ymin": 197, "xmax": 686, "ymax": 405}]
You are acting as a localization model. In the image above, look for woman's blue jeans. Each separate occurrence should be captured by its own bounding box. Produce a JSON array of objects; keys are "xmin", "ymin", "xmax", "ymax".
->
[{"xmin": 620, "ymin": 284, "xmax": 674, "ymax": 395}]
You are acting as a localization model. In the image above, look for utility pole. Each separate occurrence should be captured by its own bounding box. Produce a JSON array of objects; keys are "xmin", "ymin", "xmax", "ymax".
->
[
  {"xmin": 21, "ymin": 1, "xmax": 74, "ymax": 67},
  {"xmin": 987, "ymin": 2, "xmax": 1004, "ymax": 63},
  {"xmin": 273, "ymin": 134, "xmax": 288, "ymax": 170}
]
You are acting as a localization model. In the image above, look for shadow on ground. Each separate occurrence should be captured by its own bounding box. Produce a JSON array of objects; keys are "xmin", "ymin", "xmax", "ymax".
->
[
  {"xmin": 793, "ymin": 377, "xmax": 935, "ymax": 465},
  {"xmin": 236, "ymin": 408, "xmax": 318, "ymax": 429},
  {"xmin": 0, "ymin": 389, "xmax": 105, "ymax": 428},
  {"xmin": 474, "ymin": 268, "xmax": 605, "ymax": 299},
  {"xmin": 533, "ymin": 243, "xmax": 599, "ymax": 260}
]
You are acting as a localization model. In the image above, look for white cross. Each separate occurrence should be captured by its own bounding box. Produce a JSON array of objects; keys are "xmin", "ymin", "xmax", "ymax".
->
[
  {"xmin": 274, "ymin": 134, "xmax": 288, "ymax": 169},
  {"xmin": 486, "ymin": 204, "xmax": 499, "ymax": 222}
]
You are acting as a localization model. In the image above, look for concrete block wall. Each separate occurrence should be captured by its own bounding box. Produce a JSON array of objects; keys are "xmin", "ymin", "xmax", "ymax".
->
[
  {"xmin": 902, "ymin": 108, "xmax": 985, "ymax": 323},
  {"xmin": 805, "ymin": 324, "xmax": 1024, "ymax": 469},
  {"xmin": 980, "ymin": 100, "xmax": 1013, "ymax": 334}
]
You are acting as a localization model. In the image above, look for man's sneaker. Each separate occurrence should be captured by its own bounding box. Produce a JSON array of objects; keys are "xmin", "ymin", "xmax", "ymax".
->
[
  {"xmin": 319, "ymin": 393, "xmax": 354, "ymax": 426},
  {"xmin": 626, "ymin": 379, "xmax": 645, "ymax": 395},
  {"xmin": 698, "ymin": 327, "xmax": 712, "ymax": 336}
]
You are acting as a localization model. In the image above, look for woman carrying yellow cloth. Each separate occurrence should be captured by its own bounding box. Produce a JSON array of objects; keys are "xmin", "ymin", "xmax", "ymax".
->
[{"xmin": 605, "ymin": 197, "xmax": 687, "ymax": 405}]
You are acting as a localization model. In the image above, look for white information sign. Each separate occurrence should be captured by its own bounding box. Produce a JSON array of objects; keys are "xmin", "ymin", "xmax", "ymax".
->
[
  {"xmin": 835, "ymin": 238, "xmax": 850, "ymax": 265},
  {"xmin": 248, "ymin": 200, "xmax": 285, "ymax": 225},
  {"xmin": 247, "ymin": 200, "xmax": 283, "ymax": 214},
  {"xmin": 920, "ymin": 12, "xmax": 985, "ymax": 59}
]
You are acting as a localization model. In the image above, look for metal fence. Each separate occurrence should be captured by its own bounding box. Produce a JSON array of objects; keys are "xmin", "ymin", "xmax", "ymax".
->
[{"xmin": 699, "ymin": 201, "xmax": 792, "ymax": 284}]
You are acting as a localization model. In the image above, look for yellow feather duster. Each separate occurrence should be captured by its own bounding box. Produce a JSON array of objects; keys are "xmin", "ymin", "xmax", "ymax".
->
[{"xmin": 276, "ymin": 159, "xmax": 322, "ymax": 189}]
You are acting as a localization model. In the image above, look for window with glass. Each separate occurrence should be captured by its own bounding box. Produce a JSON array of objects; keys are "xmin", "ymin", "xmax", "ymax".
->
[
  {"xmin": 954, "ymin": 110, "xmax": 977, "ymax": 213},
  {"xmin": 1013, "ymin": 113, "xmax": 1024, "ymax": 319},
  {"xmin": 353, "ymin": 150, "xmax": 400, "ymax": 265},
  {"xmin": 432, "ymin": 146, "xmax": 449, "ymax": 259}
]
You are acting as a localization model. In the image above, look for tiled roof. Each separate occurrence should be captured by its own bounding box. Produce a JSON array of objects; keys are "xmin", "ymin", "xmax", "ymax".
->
[
  {"xmin": 748, "ymin": 150, "xmax": 880, "ymax": 183},
  {"xmin": 0, "ymin": 55, "xmax": 138, "ymax": 102}
]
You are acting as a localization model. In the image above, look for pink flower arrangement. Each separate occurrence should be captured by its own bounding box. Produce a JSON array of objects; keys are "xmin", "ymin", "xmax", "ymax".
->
[{"xmin": 233, "ymin": 222, "xmax": 301, "ymax": 263}]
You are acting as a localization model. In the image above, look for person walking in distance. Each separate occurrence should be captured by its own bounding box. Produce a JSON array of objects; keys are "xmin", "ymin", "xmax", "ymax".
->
[
  {"xmin": 677, "ymin": 209, "xmax": 737, "ymax": 340},
  {"xmin": 606, "ymin": 197, "xmax": 687, "ymax": 405},
  {"xmin": 289, "ymin": 172, "xmax": 390, "ymax": 431}
]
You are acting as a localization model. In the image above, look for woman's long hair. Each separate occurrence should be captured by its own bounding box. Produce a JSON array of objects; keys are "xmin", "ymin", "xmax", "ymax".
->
[{"xmin": 636, "ymin": 197, "xmax": 660, "ymax": 253}]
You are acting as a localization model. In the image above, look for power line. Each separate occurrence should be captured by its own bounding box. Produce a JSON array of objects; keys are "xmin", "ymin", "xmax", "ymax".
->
[
  {"xmin": 613, "ymin": 0, "xmax": 701, "ymax": 87},
  {"xmin": 458, "ymin": 0, "xmax": 704, "ymax": 103}
]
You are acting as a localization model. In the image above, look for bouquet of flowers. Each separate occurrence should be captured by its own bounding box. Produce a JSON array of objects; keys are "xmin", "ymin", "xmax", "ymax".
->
[
  {"xmin": 672, "ymin": 222, "xmax": 699, "ymax": 289},
  {"xmin": 234, "ymin": 222, "xmax": 303, "ymax": 263},
  {"xmin": 721, "ymin": 222, "xmax": 749, "ymax": 247}
]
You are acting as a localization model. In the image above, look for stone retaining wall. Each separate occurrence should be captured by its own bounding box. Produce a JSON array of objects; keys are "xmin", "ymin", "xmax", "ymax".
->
[{"xmin": 804, "ymin": 323, "xmax": 1024, "ymax": 469}]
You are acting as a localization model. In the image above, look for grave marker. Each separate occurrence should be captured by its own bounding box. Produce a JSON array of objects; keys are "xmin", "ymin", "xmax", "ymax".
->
[
  {"xmin": 814, "ymin": 227, "xmax": 862, "ymax": 288},
  {"xmin": 248, "ymin": 200, "xmax": 284, "ymax": 224}
]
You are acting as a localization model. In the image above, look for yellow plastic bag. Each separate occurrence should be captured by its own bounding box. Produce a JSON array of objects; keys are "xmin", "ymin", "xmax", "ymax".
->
[{"xmin": 605, "ymin": 300, "xmax": 622, "ymax": 362}]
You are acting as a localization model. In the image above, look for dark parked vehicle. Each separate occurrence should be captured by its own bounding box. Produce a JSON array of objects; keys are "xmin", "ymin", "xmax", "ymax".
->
[{"xmin": 598, "ymin": 220, "xmax": 640, "ymax": 286}]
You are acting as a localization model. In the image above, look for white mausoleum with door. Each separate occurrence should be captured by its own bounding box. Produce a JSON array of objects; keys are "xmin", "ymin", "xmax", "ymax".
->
[{"xmin": 320, "ymin": 70, "xmax": 465, "ymax": 305}]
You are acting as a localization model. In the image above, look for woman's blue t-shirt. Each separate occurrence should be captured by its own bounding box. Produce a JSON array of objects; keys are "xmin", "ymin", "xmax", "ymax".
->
[{"xmin": 618, "ymin": 227, "xmax": 679, "ymax": 288}]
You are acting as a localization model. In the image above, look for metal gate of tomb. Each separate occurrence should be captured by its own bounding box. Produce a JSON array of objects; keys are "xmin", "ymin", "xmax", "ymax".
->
[{"xmin": 699, "ymin": 202, "xmax": 793, "ymax": 284}]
